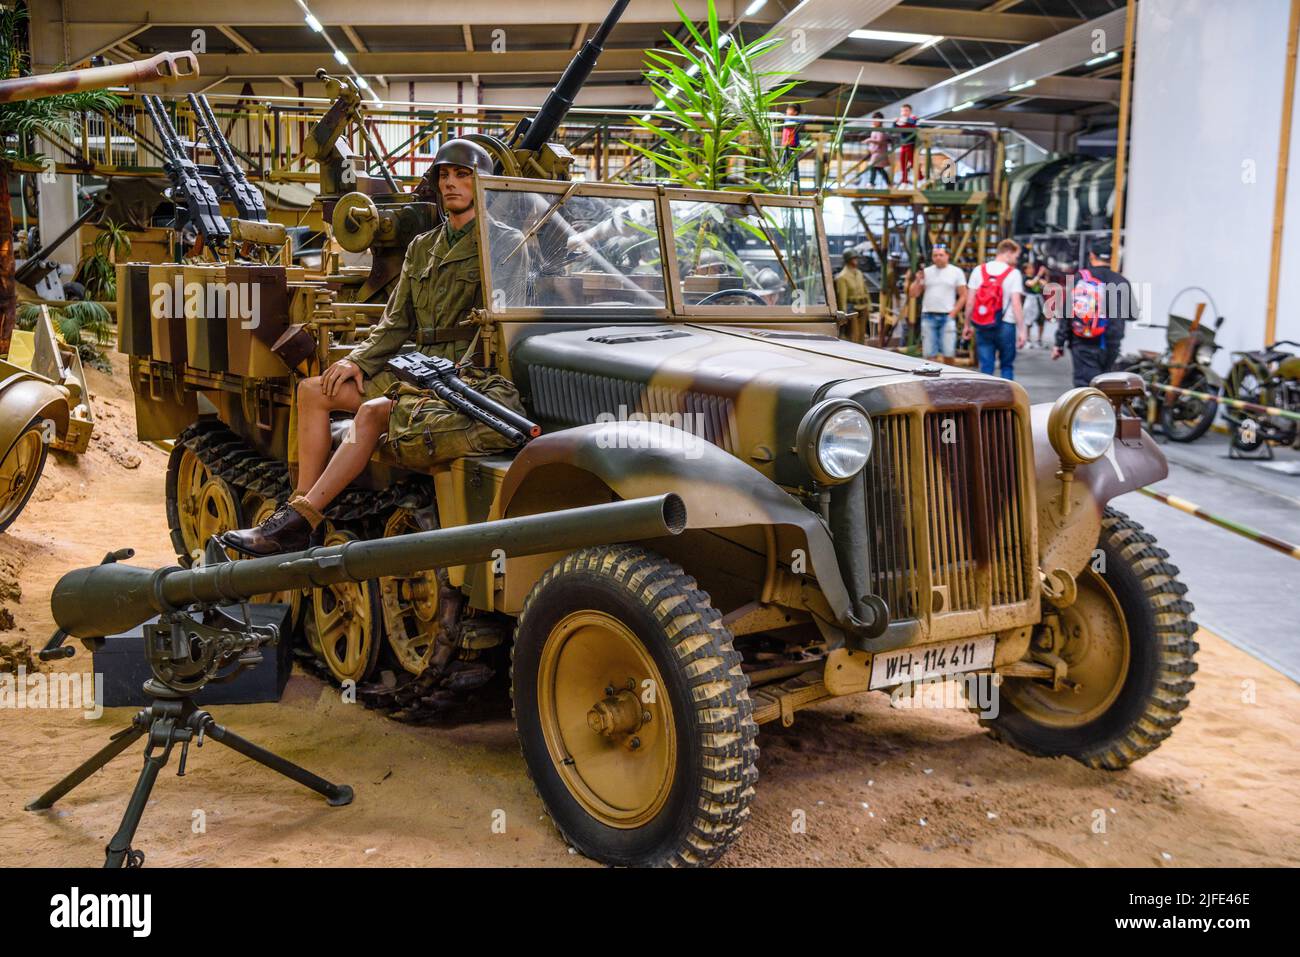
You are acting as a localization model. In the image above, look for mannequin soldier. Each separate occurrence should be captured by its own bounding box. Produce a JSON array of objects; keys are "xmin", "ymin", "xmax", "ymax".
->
[{"xmin": 222, "ymin": 139, "xmax": 527, "ymax": 556}]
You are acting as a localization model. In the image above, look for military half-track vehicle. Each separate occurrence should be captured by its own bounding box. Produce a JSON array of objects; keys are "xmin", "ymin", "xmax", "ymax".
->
[{"xmin": 107, "ymin": 159, "xmax": 1198, "ymax": 866}]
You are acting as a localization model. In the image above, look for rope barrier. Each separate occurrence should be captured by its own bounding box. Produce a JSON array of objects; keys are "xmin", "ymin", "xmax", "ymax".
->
[
  {"xmin": 1137, "ymin": 487, "xmax": 1300, "ymax": 560},
  {"xmin": 1146, "ymin": 381, "xmax": 1300, "ymax": 423}
]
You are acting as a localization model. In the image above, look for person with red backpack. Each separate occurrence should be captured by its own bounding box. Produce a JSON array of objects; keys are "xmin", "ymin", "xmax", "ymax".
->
[
  {"xmin": 963, "ymin": 239, "xmax": 1026, "ymax": 379},
  {"xmin": 1053, "ymin": 239, "xmax": 1133, "ymax": 387}
]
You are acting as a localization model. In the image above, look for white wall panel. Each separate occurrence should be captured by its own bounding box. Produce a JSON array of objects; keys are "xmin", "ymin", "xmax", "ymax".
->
[{"xmin": 1124, "ymin": 0, "xmax": 1295, "ymax": 366}]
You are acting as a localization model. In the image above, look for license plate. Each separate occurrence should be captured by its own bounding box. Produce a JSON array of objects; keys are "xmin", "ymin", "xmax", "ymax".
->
[{"xmin": 868, "ymin": 637, "xmax": 995, "ymax": 690}]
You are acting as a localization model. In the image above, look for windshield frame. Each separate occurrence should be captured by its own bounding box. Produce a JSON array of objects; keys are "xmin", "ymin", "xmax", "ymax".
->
[{"xmin": 473, "ymin": 175, "xmax": 837, "ymax": 322}]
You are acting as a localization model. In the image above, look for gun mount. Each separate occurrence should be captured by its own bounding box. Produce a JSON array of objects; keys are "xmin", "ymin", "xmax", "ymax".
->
[{"xmin": 309, "ymin": 0, "xmax": 629, "ymax": 303}]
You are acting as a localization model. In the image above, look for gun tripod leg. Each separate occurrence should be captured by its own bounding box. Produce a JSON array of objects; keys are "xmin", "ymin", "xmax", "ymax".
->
[
  {"xmin": 104, "ymin": 743, "xmax": 175, "ymax": 869},
  {"xmin": 24, "ymin": 724, "xmax": 147, "ymax": 812},
  {"xmin": 203, "ymin": 719, "xmax": 354, "ymax": 806}
]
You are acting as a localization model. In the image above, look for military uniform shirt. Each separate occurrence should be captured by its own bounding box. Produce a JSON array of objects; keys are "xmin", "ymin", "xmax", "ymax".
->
[{"xmin": 348, "ymin": 215, "xmax": 528, "ymax": 382}]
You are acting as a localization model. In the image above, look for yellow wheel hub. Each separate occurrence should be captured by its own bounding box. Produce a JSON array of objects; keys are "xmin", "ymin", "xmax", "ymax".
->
[
  {"xmin": 0, "ymin": 428, "xmax": 43, "ymax": 526},
  {"xmin": 1007, "ymin": 567, "xmax": 1130, "ymax": 728},
  {"xmin": 379, "ymin": 509, "xmax": 443, "ymax": 675},
  {"xmin": 537, "ymin": 611, "xmax": 675, "ymax": 829},
  {"xmin": 175, "ymin": 449, "xmax": 211, "ymax": 561},
  {"xmin": 195, "ymin": 476, "xmax": 243, "ymax": 560},
  {"xmin": 312, "ymin": 525, "xmax": 379, "ymax": 683}
]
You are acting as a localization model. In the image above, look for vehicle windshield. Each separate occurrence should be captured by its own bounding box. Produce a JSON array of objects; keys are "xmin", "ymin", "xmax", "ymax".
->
[
  {"xmin": 482, "ymin": 186, "xmax": 666, "ymax": 310},
  {"xmin": 669, "ymin": 199, "xmax": 827, "ymax": 309}
]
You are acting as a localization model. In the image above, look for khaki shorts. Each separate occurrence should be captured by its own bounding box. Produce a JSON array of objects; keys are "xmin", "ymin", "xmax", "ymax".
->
[{"xmin": 378, "ymin": 374, "xmax": 526, "ymax": 470}]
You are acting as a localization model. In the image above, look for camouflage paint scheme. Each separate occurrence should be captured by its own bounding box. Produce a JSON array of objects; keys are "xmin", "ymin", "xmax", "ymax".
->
[{"xmin": 423, "ymin": 175, "xmax": 1167, "ymax": 666}]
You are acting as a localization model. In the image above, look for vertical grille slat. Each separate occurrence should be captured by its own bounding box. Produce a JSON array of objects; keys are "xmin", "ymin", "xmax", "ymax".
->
[
  {"xmin": 862, "ymin": 414, "xmax": 920, "ymax": 620},
  {"xmin": 978, "ymin": 408, "xmax": 1030, "ymax": 606}
]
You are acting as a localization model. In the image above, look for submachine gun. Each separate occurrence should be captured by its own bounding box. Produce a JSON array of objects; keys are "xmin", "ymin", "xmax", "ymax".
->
[
  {"xmin": 386, "ymin": 352, "xmax": 541, "ymax": 447},
  {"xmin": 26, "ymin": 495, "xmax": 687, "ymax": 867}
]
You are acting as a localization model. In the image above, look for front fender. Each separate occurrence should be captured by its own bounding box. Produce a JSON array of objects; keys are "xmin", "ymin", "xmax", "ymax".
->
[
  {"xmin": 0, "ymin": 368, "xmax": 69, "ymax": 459},
  {"xmin": 495, "ymin": 420, "xmax": 858, "ymax": 626},
  {"xmin": 1032, "ymin": 401, "xmax": 1167, "ymax": 575}
]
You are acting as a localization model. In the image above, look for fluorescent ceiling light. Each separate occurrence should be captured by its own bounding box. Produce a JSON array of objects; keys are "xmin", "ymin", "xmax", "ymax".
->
[
  {"xmin": 849, "ymin": 29, "xmax": 940, "ymax": 44},
  {"xmin": 333, "ymin": 49, "xmax": 349, "ymax": 65},
  {"xmin": 356, "ymin": 77, "xmax": 371, "ymax": 90},
  {"xmin": 744, "ymin": 0, "xmax": 768, "ymax": 15},
  {"xmin": 951, "ymin": 100, "xmax": 974, "ymax": 112},
  {"xmin": 1008, "ymin": 79, "xmax": 1036, "ymax": 92},
  {"xmin": 1085, "ymin": 51, "xmax": 1118, "ymax": 66},
  {"xmin": 304, "ymin": 14, "xmax": 323, "ymax": 32}
]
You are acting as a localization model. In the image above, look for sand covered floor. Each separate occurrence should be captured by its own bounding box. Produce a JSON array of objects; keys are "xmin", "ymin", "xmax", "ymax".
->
[{"xmin": 0, "ymin": 357, "xmax": 1297, "ymax": 867}]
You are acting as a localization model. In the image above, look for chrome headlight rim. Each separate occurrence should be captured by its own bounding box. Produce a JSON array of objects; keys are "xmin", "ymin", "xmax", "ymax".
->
[
  {"xmin": 1048, "ymin": 387, "xmax": 1117, "ymax": 466},
  {"xmin": 796, "ymin": 399, "xmax": 873, "ymax": 485}
]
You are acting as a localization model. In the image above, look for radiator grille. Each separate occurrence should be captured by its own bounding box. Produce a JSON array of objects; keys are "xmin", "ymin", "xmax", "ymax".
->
[
  {"xmin": 980, "ymin": 408, "xmax": 1030, "ymax": 605},
  {"xmin": 527, "ymin": 365, "xmax": 739, "ymax": 452},
  {"xmin": 922, "ymin": 412, "xmax": 979, "ymax": 612},
  {"xmin": 863, "ymin": 414, "xmax": 920, "ymax": 619},
  {"xmin": 860, "ymin": 406, "xmax": 1030, "ymax": 621}
]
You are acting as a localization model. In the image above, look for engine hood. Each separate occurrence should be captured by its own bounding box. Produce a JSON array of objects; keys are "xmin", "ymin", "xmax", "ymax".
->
[{"xmin": 508, "ymin": 323, "xmax": 992, "ymax": 486}]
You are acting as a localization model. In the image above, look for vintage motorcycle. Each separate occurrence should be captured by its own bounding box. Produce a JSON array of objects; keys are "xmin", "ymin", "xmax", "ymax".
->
[
  {"xmin": 1223, "ymin": 340, "xmax": 1300, "ymax": 453},
  {"xmin": 1115, "ymin": 287, "xmax": 1223, "ymax": 442}
]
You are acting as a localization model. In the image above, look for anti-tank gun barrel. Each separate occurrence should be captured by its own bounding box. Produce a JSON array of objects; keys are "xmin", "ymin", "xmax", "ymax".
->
[
  {"xmin": 0, "ymin": 50, "xmax": 199, "ymax": 104},
  {"xmin": 50, "ymin": 494, "xmax": 688, "ymax": 641}
]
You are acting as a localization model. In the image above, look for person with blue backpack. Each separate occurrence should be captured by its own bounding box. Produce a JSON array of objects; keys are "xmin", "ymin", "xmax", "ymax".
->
[{"xmin": 1053, "ymin": 239, "xmax": 1133, "ymax": 387}]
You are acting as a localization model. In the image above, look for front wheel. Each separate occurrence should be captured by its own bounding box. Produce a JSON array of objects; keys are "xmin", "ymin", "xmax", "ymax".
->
[
  {"xmin": 512, "ymin": 545, "xmax": 758, "ymax": 867},
  {"xmin": 1161, "ymin": 367, "xmax": 1219, "ymax": 441},
  {"xmin": 988, "ymin": 509, "xmax": 1198, "ymax": 769},
  {"xmin": 0, "ymin": 418, "xmax": 49, "ymax": 533}
]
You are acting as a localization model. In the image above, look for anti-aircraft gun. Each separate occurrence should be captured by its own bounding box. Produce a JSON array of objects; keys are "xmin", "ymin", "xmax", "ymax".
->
[{"xmin": 317, "ymin": 0, "xmax": 631, "ymax": 304}]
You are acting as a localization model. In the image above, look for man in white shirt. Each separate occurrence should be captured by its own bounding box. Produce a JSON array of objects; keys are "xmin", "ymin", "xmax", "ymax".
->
[
  {"xmin": 908, "ymin": 243, "xmax": 966, "ymax": 361},
  {"xmin": 963, "ymin": 239, "xmax": 1026, "ymax": 380}
]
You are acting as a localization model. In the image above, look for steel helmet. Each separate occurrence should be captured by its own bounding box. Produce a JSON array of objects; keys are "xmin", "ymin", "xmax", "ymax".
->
[{"xmin": 432, "ymin": 138, "xmax": 494, "ymax": 176}]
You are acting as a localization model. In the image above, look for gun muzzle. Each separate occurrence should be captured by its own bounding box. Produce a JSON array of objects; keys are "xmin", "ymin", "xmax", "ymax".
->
[{"xmin": 51, "ymin": 494, "xmax": 688, "ymax": 640}]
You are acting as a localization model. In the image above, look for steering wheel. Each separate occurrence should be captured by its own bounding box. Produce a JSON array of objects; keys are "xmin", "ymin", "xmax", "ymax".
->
[{"xmin": 695, "ymin": 287, "xmax": 769, "ymax": 306}]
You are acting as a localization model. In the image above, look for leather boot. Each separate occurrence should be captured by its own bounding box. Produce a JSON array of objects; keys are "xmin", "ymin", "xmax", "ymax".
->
[{"xmin": 220, "ymin": 503, "xmax": 312, "ymax": 557}]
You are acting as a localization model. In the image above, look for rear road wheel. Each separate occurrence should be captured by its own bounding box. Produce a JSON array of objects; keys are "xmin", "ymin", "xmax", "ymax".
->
[
  {"xmin": 512, "ymin": 545, "xmax": 758, "ymax": 867},
  {"xmin": 0, "ymin": 418, "xmax": 48, "ymax": 533},
  {"xmin": 989, "ymin": 508, "xmax": 1198, "ymax": 769}
]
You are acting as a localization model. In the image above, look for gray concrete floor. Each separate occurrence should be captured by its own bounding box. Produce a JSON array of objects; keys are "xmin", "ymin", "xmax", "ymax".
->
[{"xmin": 1013, "ymin": 338, "xmax": 1300, "ymax": 681}]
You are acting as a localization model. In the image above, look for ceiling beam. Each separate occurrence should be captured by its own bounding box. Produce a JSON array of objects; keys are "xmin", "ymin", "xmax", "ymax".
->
[
  {"xmin": 56, "ymin": 0, "xmax": 764, "ymax": 28},
  {"xmin": 54, "ymin": 48, "xmax": 654, "ymax": 82},
  {"xmin": 214, "ymin": 25, "xmax": 259, "ymax": 55},
  {"xmin": 868, "ymin": 6, "xmax": 1082, "ymax": 44},
  {"xmin": 760, "ymin": 0, "xmax": 905, "ymax": 88},
  {"xmin": 879, "ymin": 7, "xmax": 1128, "ymax": 117}
]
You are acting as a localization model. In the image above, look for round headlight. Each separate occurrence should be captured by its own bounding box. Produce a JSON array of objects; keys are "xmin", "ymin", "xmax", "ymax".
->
[
  {"xmin": 797, "ymin": 400, "xmax": 873, "ymax": 484},
  {"xmin": 1048, "ymin": 387, "xmax": 1116, "ymax": 465},
  {"xmin": 1195, "ymin": 343, "xmax": 1215, "ymax": 365},
  {"xmin": 1070, "ymin": 393, "xmax": 1117, "ymax": 461}
]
